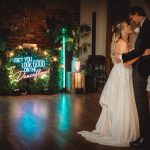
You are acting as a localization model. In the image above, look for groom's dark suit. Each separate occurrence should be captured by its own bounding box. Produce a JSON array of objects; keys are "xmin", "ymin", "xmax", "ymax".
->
[{"xmin": 122, "ymin": 18, "xmax": 150, "ymax": 140}]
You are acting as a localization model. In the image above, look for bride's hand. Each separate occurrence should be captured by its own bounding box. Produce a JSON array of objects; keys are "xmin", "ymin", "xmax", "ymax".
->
[{"xmin": 114, "ymin": 51, "xmax": 122, "ymax": 63}]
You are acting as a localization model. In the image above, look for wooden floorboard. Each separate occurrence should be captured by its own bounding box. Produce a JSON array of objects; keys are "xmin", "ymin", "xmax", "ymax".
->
[{"xmin": 0, "ymin": 90, "xmax": 149, "ymax": 150}]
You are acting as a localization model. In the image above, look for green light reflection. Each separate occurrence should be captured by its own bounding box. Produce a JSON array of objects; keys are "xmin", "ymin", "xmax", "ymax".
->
[{"xmin": 56, "ymin": 94, "xmax": 72, "ymax": 132}]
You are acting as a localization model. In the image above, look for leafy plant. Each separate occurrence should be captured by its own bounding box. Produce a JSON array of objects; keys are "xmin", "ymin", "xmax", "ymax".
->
[
  {"xmin": 54, "ymin": 24, "xmax": 91, "ymax": 58},
  {"xmin": 67, "ymin": 24, "xmax": 91, "ymax": 57}
]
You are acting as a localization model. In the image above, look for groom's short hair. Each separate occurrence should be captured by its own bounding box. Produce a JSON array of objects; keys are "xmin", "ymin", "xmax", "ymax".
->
[{"xmin": 129, "ymin": 5, "xmax": 146, "ymax": 16}]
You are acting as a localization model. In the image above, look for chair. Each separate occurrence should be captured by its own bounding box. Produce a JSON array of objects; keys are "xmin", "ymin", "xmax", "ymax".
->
[{"xmin": 86, "ymin": 55, "xmax": 107, "ymax": 91}]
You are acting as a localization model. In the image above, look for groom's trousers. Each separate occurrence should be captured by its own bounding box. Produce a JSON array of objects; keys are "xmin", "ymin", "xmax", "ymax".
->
[{"xmin": 132, "ymin": 63, "xmax": 150, "ymax": 139}]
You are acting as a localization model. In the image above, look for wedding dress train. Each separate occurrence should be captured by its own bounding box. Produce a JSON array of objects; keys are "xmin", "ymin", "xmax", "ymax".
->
[{"xmin": 78, "ymin": 63, "xmax": 140, "ymax": 147}]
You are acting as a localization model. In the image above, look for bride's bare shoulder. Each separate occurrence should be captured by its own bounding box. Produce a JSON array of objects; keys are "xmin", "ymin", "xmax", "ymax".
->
[
  {"xmin": 117, "ymin": 39, "xmax": 128, "ymax": 46},
  {"xmin": 116, "ymin": 39, "xmax": 129, "ymax": 53}
]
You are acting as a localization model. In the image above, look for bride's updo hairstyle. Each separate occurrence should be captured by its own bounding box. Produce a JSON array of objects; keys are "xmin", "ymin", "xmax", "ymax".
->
[{"xmin": 111, "ymin": 20, "xmax": 129, "ymax": 61}]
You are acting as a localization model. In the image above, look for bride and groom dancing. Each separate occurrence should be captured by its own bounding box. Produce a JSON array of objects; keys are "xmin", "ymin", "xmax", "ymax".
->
[{"xmin": 78, "ymin": 5, "xmax": 150, "ymax": 147}]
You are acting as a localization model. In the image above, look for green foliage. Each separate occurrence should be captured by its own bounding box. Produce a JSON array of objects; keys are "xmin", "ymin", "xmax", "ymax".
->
[
  {"xmin": 54, "ymin": 24, "xmax": 91, "ymax": 58},
  {"xmin": 0, "ymin": 47, "xmax": 63, "ymax": 95},
  {"xmin": 49, "ymin": 49, "xmax": 63, "ymax": 93},
  {"xmin": 66, "ymin": 24, "xmax": 91, "ymax": 57},
  {"xmin": 0, "ymin": 68, "xmax": 11, "ymax": 95}
]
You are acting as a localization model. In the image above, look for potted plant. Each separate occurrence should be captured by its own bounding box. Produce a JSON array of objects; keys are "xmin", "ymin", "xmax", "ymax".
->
[
  {"xmin": 53, "ymin": 23, "xmax": 91, "ymax": 72},
  {"xmin": 67, "ymin": 24, "xmax": 91, "ymax": 72}
]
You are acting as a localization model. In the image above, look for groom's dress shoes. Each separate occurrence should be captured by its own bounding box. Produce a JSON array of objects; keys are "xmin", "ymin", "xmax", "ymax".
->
[{"xmin": 130, "ymin": 137, "xmax": 148, "ymax": 147}]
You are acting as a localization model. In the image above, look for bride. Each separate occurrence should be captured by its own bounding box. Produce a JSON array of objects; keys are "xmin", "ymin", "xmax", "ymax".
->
[{"xmin": 78, "ymin": 20, "xmax": 150, "ymax": 147}]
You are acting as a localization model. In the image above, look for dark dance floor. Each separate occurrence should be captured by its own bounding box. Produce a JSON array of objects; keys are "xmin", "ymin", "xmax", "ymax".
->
[{"xmin": 0, "ymin": 91, "xmax": 149, "ymax": 150}]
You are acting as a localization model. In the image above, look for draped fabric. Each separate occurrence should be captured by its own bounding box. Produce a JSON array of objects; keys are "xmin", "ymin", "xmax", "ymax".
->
[{"xmin": 78, "ymin": 64, "xmax": 140, "ymax": 147}]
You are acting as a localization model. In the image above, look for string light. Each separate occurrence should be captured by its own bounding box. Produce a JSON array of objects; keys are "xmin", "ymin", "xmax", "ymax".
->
[
  {"xmin": 33, "ymin": 46, "xmax": 38, "ymax": 51},
  {"xmin": 58, "ymin": 47, "xmax": 62, "ymax": 50},
  {"xmin": 53, "ymin": 56, "xmax": 58, "ymax": 62},
  {"xmin": 9, "ymin": 52, "xmax": 14, "ymax": 57},
  {"xmin": 43, "ymin": 51, "xmax": 48, "ymax": 55}
]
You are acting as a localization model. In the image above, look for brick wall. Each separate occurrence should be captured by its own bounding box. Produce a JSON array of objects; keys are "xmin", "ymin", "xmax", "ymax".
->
[{"xmin": 0, "ymin": 0, "xmax": 80, "ymax": 49}]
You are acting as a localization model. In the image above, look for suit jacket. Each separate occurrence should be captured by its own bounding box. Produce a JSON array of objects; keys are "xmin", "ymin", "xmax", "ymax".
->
[{"xmin": 122, "ymin": 19, "xmax": 150, "ymax": 76}]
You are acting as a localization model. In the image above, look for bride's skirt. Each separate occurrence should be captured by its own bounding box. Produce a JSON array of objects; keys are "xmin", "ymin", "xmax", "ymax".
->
[{"xmin": 78, "ymin": 64, "xmax": 140, "ymax": 147}]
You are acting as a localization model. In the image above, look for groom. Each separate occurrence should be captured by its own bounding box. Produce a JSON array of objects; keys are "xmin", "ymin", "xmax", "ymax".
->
[{"xmin": 116, "ymin": 5, "xmax": 150, "ymax": 146}]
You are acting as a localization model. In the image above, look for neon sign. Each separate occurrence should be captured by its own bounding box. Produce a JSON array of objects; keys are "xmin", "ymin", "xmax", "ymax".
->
[
  {"xmin": 12, "ymin": 54, "xmax": 50, "ymax": 82},
  {"xmin": 4, "ymin": 48, "xmax": 64, "ymax": 94},
  {"xmin": 13, "ymin": 56, "xmax": 46, "ymax": 73},
  {"xmin": 13, "ymin": 69, "xmax": 50, "ymax": 82}
]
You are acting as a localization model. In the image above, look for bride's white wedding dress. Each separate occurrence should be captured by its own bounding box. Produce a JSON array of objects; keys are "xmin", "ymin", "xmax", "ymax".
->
[{"xmin": 78, "ymin": 63, "xmax": 140, "ymax": 147}]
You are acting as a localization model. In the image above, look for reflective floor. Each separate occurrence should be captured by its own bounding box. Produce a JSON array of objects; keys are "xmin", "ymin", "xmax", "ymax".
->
[{"xmin": 0, "ymin": 92, "xmax": 149, "ymax": 150}]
